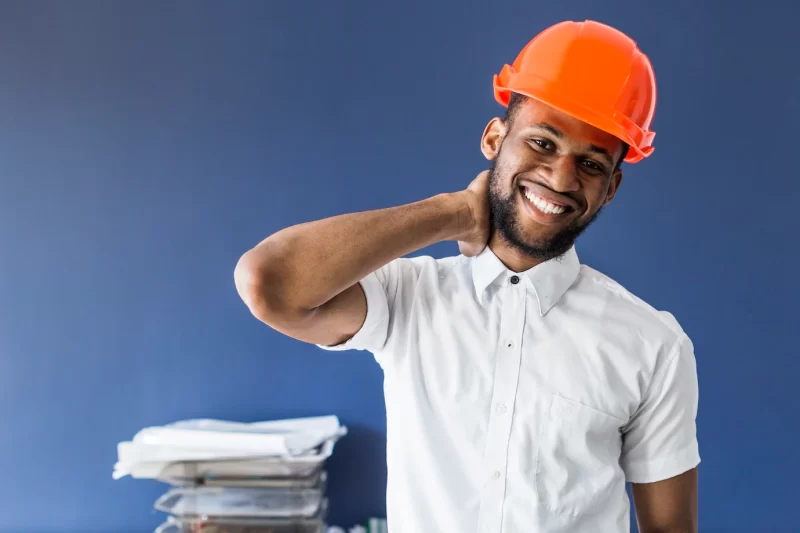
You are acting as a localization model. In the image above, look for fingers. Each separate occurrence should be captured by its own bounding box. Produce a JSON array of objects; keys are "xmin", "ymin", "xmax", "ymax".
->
[
  {"xmin": 458, "ymin": 239, "xmax": 486, "ymax": 257},
  {"xmin": 459, "ymin": 169, "xmax": 491, "ymax": 257},
  {"xmin": 467, "ymin": 170, "xmax": 490, "ymax": 192}
]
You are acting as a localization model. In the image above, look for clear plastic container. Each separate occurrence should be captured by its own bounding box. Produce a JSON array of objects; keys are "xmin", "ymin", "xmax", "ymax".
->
[
  {"xmin": 155, "ymin": 518, "xmax": 325, "ymax": 533},
  {"xmin": 154, "ymin": 500, "xmax": 328, "ymax": 533},
  {"xmin": 154, "ymin": 483, "xmax": 326, "ymax": 518},
  {"xmin": 163, "ymin": 470, "xmax": 326, "ymax": 490},
  {"xmin": 152, "ymin": 440, "xmax": 335, "ymax": 482}
]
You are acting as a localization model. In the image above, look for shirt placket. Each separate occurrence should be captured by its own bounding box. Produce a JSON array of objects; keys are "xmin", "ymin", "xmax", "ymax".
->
[{"xmin": 476, "ymin": 276, "xmax": 526, "ymax": 533}]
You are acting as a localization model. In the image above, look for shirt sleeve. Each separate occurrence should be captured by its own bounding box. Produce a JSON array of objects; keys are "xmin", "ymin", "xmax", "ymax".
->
[
  {"xmin": 316, "ymin": 258, "xmax": 414, "ymax": 356},
  {"xmin": 621, "ymin": 335, "xmax": 700, "ymax": 484}
]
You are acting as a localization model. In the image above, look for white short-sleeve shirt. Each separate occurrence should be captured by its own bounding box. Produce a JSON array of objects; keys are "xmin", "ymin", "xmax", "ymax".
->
[{"xmin": 320, "ymin": 246, "xmax": 699, "ymax": 533}]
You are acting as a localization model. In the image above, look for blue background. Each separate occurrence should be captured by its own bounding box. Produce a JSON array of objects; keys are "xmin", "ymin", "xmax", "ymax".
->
[{"xmin": 1, "ymin": 1, "xmax": 797, "ymax": 531}]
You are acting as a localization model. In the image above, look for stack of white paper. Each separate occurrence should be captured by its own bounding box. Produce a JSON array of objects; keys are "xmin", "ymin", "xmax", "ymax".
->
[
  {"xmin": 114, "ymin": 415, "xmax": 346, "ymax": 532},
  {"xmin": 114, "ymin": 415, "xmax": 346, "ymax": 481}
]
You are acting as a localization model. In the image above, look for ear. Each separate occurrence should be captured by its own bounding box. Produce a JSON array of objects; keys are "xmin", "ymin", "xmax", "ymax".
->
[
  {"xmin": 480, "ymin": 117, "xmax": 506, "ymax": 161},
  {"xmin": 604, "ymin": 168, "xmax": 624, "ymax": 205}
]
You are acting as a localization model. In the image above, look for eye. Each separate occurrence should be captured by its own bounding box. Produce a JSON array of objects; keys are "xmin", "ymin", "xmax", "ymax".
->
[
  {"xmin": 581, "ymin": 159, "xmax": 605, "ymax": 173},
  {"xmin": 530, "ymin": 138, "xmax": 554, "ymax": 151}
]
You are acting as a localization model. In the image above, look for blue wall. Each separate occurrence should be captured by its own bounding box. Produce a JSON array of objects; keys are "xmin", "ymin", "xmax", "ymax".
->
[{"xmin": 0, "ymin": 1, "xmax": 797, "ymax": 531}]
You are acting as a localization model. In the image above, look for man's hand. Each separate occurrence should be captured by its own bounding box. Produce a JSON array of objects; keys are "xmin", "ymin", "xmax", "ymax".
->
[{"xmin": 457, "ymin": 170, "xmax": 491, "ymax": 257}]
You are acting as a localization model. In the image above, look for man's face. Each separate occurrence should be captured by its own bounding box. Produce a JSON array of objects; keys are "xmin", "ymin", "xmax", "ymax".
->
[{"xmin": 483, "ymin": 97, "xmax": 625, "ymax": 262}]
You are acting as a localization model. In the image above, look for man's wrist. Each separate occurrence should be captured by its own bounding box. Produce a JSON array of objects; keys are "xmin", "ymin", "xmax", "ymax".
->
[{"xmin": 433, "ymin": 191, "xmax": 473, "ymax": 242}]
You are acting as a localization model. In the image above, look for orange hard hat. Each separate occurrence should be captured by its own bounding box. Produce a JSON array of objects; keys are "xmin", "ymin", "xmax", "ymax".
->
[{"xmin": 494, "ymin": 20, "xmax": 657, "ymax": 164}]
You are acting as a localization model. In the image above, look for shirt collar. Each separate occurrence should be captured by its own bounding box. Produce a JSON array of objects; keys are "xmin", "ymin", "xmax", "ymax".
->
[{"xmin": 470, "ymin": 245, "xmax": 581, "ymax": 315}]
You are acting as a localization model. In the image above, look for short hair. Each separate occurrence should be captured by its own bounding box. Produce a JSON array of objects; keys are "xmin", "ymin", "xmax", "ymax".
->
[{"xmin": 504, "ymin": 92, "xmax": 628, "ymax": 170}]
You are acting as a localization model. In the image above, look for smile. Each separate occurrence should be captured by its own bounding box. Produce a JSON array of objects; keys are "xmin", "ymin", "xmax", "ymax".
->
[{"xmin": 521, "ymin": 187, "xmax": 572, "ymax": 216}]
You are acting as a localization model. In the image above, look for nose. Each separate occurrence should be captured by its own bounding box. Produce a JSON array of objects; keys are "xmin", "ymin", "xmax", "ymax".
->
[{"xmin": 537, "ymin": 157, "xmax": 580, "ymax": 193}]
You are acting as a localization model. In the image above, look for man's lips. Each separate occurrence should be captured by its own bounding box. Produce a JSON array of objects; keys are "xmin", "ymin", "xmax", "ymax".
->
[{"xmin": 518, "ymin": 181, "xmax": 579, "ymax": 212}]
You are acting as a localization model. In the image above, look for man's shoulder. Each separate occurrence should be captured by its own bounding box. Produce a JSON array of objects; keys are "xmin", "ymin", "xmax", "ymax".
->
[
  {"xmin": 380, "ymin": 254, "xmax": 474, "ymax": 298},
  {"xmin": 575, "ymin": 264, "xmax": 687, "ymax": 342},
  {"xmin": 390, "ymin": 253, "xmax": 469, "ymax": 276}
]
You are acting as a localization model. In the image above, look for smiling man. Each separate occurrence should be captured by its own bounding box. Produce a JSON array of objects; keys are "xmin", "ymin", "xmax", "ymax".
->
[{"xmin": 235, "ymin": 20, "xmax": 699, "ymax": 533}]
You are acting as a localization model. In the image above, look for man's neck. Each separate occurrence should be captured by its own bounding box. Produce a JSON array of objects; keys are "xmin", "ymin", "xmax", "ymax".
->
[{"xmin": 487, "ymin": 231, "xmax": 549, "ymax": 273}]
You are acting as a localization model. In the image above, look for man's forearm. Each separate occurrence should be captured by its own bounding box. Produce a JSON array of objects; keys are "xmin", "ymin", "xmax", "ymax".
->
[{"xmin": 235, "ymin": 192, "xmax": 469, "ymax": 315}]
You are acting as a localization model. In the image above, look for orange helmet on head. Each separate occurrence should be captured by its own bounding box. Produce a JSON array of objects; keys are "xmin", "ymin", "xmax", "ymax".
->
[{"xmin": 494, "ymin": 20, "xmax": 657, "ymax": 164}]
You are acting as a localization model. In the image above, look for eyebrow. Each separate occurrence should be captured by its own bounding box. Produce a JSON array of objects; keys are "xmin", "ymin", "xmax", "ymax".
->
[
  {"xmin": 588, "ymin": 144, "xmax": 614, "ymax": 167},
  {"xmin": 526, "ymin": 122, "xmax": 563, "ymax": 138}
]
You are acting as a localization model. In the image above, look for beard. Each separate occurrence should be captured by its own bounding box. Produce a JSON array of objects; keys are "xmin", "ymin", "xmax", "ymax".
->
[{"xmin": 487, "ymin": 156, "xmax": 602, "ymax": 262}]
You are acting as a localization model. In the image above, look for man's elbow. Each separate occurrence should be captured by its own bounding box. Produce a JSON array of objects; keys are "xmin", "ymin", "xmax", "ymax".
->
[
  {"xmin": 233, "ymin": 253, "xmax": 260, "ymax": 312},
  {"xmin": 234, "ymin": 251, "xmax": 304, "ymax": 325}
]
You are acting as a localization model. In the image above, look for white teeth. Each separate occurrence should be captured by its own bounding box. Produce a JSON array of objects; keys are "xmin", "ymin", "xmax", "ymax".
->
[{"xmin": 523, "ymin": 190, "xmax": 566, "ymax": 215}]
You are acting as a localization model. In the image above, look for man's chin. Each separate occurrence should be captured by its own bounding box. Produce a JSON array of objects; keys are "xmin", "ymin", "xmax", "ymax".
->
[
  {"xmin": 514, "ymin": 208, "xmax": 602, "ymax": 259},
  {"xmin": 520, "ymin": 230, "xmax": 570, "ymax": 250},
  {"xmin": 496, "ymin": 230, "xmax": 564, "ymax": 259}
]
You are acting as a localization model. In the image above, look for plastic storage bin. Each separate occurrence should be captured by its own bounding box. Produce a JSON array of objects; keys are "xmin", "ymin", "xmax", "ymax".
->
[
  {"xmin": 155, "ymin": 484, "xmax": 326, "ymax": 519},
  {"xmin": 154, "ymin": 500, "xmax": 328, "ymax": 533},
  {"xmin": 163, "ymin": 470, "xmax": 326, "ymax": 490},
  {"xmin": 152, "ymin": 440, "xmax": 336, "ymax": 482}
]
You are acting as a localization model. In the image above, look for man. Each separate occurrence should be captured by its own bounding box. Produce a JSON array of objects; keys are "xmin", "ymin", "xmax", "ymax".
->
[{"xmin": 235, "ymin": 20, "xmax": 699, "ymax": 533}]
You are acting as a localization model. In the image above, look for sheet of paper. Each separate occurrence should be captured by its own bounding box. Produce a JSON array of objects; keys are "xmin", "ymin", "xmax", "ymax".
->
[{"xmin": 113, "ymin": 415, "xmax": 345, "ymax": 480}]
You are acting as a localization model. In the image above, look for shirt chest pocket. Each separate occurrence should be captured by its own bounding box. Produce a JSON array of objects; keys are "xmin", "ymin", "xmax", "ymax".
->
[{"xmin": 535, "ymin": 394, "xmax": 625, "ymax": 517}]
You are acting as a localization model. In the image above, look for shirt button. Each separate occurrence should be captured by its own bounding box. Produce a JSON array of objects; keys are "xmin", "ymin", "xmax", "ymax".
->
[
  {"xmin": 510, "ymin": 275, "xmax": 520, "ymax": 284},
  {"xmin": 496, "ymin": 404, "xmax": 507, "ymax": 414},
  {"xmin": 491, "ymin": 471, "xmax": 501, "ymax": 480}
]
